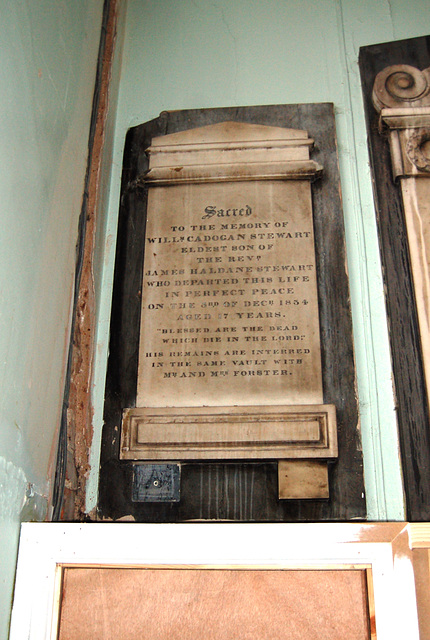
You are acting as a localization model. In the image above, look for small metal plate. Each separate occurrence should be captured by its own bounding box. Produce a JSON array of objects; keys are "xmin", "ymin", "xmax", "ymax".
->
[{"xmin": 132, "ymin": 463, "xmax": 180, "ymax": 502}]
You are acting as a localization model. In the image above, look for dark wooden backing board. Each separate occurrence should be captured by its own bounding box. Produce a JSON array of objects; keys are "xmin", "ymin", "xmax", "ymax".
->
[
  {"xmin": 98, "ymin": 104, "xmax": 365, "ymax": 521},
  {"xmin": 359, "ymin": 37, "xmax": 430, "ymax": 521}
]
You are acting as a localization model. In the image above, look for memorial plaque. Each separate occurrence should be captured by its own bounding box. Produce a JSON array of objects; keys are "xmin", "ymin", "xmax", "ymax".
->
[
  {"xmin": 100, "ymin": 104, "xmax": 364, "ymax": 522},
  {"xmin": 137, "ymin": 125, "xmax": 322, "ymax": 407},
  {"xmin": 120, "ymin": 122, "xmax": 337, "ymax": 478}
]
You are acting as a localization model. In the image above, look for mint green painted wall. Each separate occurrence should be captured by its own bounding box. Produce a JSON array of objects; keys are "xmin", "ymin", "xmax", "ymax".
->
[
  {"xmin": 0, "ymin": 1, "xmax": 104, "ymax": 635},
  {"xmin": 89, "ymin": 0, "xmax": 430, "ymax": 518}
]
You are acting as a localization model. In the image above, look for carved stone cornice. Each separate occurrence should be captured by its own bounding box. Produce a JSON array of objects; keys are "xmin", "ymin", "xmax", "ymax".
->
[
  {"xmin": 373, "ymin": 65, "xmax": 430, "ymax": 179},
  {"xmin": 145, "ymin": 121, "xmax": 323, "ymax": 185}
]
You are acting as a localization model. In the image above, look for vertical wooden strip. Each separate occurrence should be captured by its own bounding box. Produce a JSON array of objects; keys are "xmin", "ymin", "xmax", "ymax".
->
[
  {"xmin": 366, "ymin": 569, "xmax": 376, "ymax": 640},
  {"xmin": 61, "ymin": 0, "xmax": 119, "ymax": 520}
]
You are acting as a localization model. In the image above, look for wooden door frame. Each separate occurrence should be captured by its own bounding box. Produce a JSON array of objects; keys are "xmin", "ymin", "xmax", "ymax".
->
[{"xmin": 10, "ymin": 522, "xmax": 430, "ymax": 639}]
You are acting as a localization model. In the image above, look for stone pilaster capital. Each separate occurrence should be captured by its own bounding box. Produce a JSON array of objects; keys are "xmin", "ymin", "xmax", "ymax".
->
[
  {"xmin": 373, "ymin": 64, "xmax": 430, "ymax": 112},
  {"xmin": 373, "ymin": 65, "xmax": 430, "ymax": 177}
]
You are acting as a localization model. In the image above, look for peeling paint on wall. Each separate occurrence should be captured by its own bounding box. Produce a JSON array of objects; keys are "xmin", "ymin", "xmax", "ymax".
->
[
  {"xmin": 0, "ymin": 458, "xmax": 27, "ymax": 522},
  {"xmin": 0, "ymin": 458, "xmax": 48, "ymax": 638}
]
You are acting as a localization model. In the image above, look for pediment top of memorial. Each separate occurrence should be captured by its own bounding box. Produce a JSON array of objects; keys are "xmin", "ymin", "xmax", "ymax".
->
[{"xmin": 149, "ymin": 121, "xmax": 312, "ymax": 150}]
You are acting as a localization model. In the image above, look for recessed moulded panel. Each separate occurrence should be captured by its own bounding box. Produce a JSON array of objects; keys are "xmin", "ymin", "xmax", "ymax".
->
[{"xmin": 121, "ymin": 404, "xmax": 337, "ymax": 460}]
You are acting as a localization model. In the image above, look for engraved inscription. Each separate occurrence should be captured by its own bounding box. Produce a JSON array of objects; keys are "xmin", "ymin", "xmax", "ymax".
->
[{"xmin": 137, "ymin": 179, "xmax": 322, "ymax": 407}]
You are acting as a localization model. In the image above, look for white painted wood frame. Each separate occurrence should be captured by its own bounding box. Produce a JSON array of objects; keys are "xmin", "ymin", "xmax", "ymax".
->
[{"xmin": 10, "ymin": 522, "xmax": 429, "ymax": 639}]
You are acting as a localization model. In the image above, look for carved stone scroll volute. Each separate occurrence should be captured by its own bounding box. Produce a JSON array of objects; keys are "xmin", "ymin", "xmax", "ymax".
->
[{"xmin": 373, "ymin": 64, "xmax": 430, "ymax": 408}]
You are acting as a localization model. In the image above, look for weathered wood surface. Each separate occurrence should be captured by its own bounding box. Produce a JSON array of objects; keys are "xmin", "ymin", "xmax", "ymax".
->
[
  {"xmin": 98, "ymin": 104, "xmax": 365, "ymax": 521},
  {"xmin": 359, "ymin": 36, "xmax": 430, "ymax": 521}
]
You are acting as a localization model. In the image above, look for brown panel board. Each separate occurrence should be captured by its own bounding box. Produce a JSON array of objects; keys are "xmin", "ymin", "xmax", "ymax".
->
[{"xmin": 58, "ymin": 567, "xmax": 370, "ymax": 640}]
